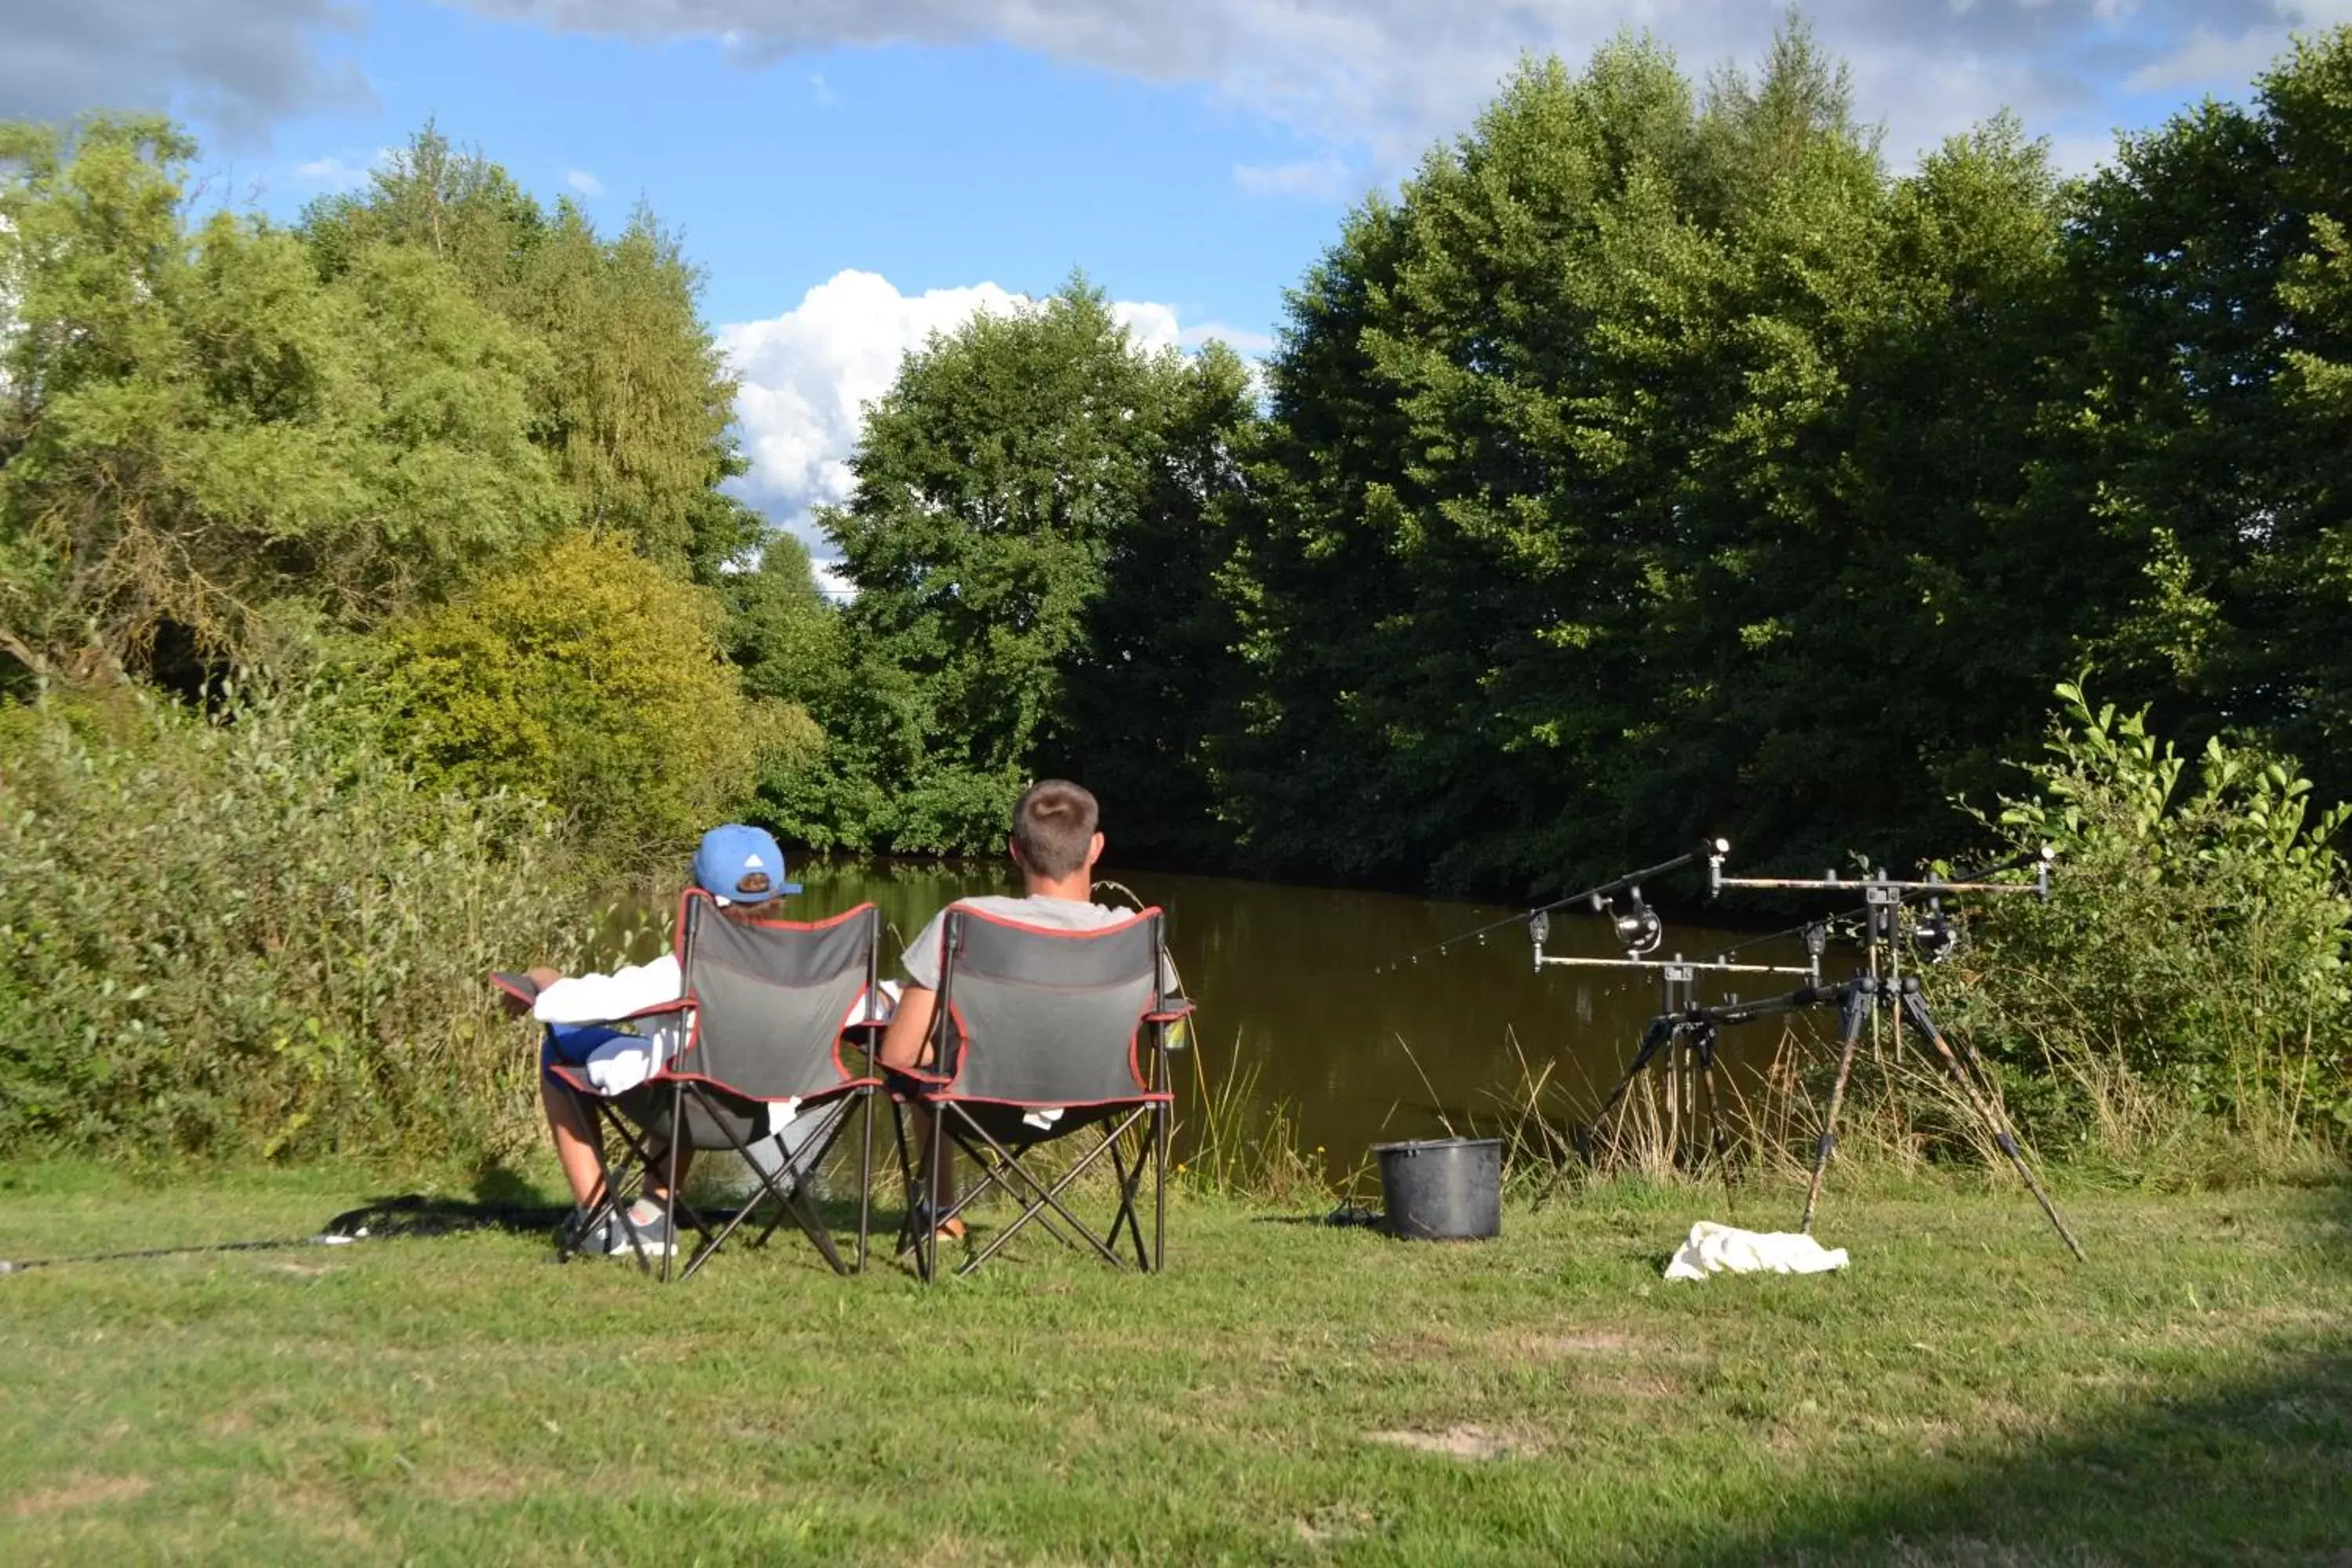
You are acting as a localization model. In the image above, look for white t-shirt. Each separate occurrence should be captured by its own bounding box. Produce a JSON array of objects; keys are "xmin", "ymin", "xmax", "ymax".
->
[
  {"xmin": 533, "ymin": 954, "xmax": 684, "ymax": 1027},
  {"xmin": 900, "ymin": 895, "xmax": 1171, "ymax": 993}
]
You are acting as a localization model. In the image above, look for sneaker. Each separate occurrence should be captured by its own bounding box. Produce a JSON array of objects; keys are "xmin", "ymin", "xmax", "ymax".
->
[
  {"xmin": 906, "ymin": 1198, "xmax": 967, "ymax": 1244},
  {"xmin": 601, "ymin": 1203, "xmax": 677, "ymax": 1258},
  {"xmin": 556, "ymin": 1207, "xmax": 601, "ymax": 1254}
]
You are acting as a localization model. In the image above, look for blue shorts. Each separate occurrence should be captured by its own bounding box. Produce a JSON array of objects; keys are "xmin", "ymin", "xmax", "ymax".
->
[{"xmin": 540, "ymin": 1022, "xmax": 636, "ymax": 1083}]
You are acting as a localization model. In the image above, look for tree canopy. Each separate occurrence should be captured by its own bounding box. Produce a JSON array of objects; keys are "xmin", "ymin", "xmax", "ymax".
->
[{"xmin": 9, "ymin": 19, "xmax": 2352, "ymax": 899}]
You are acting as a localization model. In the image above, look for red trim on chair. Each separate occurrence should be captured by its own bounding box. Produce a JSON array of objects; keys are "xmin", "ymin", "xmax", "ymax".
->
[
  {"xmin": 676, "ymin": 894, "xmax": 883, "ymax": 1080},
  {"xmin": 923, "ymin": 915, "xmax": 1165, "ymax": 1103},
  {"xmin": 659, "ymin": 1069, "xmax": 881, "ymax": 1102},
  {"xmin": 951, "ymin": 903, "xmax": 1161, "ymax": 939},
  {"xmin": 677, "ymin": 886, "xmax": 877, "ymax": 935},
  {"xmin": 488, "ymin": 971, "xmax": 539, "ymax": 1009},
  {"xmin": 927, "ymin": 1089, "xmax": 1174, "ymax": 1108}
]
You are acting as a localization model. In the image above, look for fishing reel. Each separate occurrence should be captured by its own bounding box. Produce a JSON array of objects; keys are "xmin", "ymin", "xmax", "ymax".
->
[
  {"xmin": 1526, "ymin": 895, "xmax": 1661, "ymax": 964},
  {"xmin": 1911, "ymin": 898, "xmax": 1959, "ymax": 964},
  {"xmin": 1598, "ymin": 889, "xmax": 1662, "ymax": 957}
]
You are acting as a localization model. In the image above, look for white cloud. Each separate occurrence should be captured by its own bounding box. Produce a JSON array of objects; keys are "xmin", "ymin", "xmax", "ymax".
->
[
  {"xmin": 1181, "ymin": 321, "xmax": 1278, "ymax": 354},
  {"xmin": 2126, "ymin": 25, "xmax": 2292, "ymax": 91},
  {"xmin": 1110, "ymin": 299, "xmax": 1181, "ymax": 353},
  {"xmin": 810, "ymin": 71, "xmax": 841, "ymax": 104},
  {"xmin": 288, "ymin": 146, "xmax": 392, "ymax": 192},
  {"xmin": 293, "ymin": 154, "xmax": 370, "ymax": 190},
  {"xmin": 456, "ymin": 0, "xmax": 2302, "ymax": 173},
  {"xmin": 719, "ymin": 270, "xmax": 1253, "ymax": 570},
  {"xmin": 1233, "ymin": 155, "xmax": 1353, "ymax": 201},
  {"xmin": 564, "ymin": 167, "xmax": 605, "ymax": 197},
  {"xmin": 1, "ymin": 1, "xmax": 370, "ymax": 147}
]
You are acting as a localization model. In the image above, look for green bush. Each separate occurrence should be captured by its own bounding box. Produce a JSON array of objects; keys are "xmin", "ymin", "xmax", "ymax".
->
[
  {"xmin": 1947, "ymin": 683, "xmax": 2352, "ymax": 1167},
  {"xmin": 376, "ymin": 530, "xmax": 811, "ymax": 865},
  {"xmin": 0, "ymin": 683, "xmax": 598, "ymax": 1164}
]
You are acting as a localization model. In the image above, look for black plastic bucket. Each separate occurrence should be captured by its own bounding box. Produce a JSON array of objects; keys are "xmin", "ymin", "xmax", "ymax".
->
[{"xmin": 1373, "ymin": 1137, "xmax": 1502, "ymax": 1240}]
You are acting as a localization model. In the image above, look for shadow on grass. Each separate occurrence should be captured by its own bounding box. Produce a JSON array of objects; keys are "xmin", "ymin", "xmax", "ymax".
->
[
  {"xmin": 319, "ymin": 1192, "xmax": 895, "ymax": 1243},
  {"xmin": 1677, "ymin": 1181, "xmax": 2352, "ymax": 1566},
  {"xmin": 1250, "ymin": 1203, "xmax": 1384, "ymax": 1229}
]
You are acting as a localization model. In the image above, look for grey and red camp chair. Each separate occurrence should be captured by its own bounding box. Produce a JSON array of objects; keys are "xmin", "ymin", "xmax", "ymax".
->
[
  {"xmin": 890, "ymin": 906, "xmax": 1191, "ymax": 1283},
  {"xmin": 530, "ymin": 891, "xmax": 887, "ymax": 1281}
]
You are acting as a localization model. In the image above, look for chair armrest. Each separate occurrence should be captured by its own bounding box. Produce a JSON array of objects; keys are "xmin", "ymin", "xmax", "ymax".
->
[
  {"xmin": 615, "ymin": 992, "xmax": 696, "ymax": 1024},
  {"xmin": 488, "ymin": 971, "xmax": 542, "ymax": 1007}
]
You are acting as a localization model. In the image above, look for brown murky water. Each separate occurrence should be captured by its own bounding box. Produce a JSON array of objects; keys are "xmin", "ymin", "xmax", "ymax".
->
[{"xmin": 697, "ymin": 859, "xmax": 1824, "ymax": 1169}]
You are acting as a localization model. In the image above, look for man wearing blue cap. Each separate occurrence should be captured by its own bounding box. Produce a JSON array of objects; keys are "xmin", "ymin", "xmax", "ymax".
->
[{"xmin": 505, "ymin": 823, "xmax": 804, "ymax": 1257}]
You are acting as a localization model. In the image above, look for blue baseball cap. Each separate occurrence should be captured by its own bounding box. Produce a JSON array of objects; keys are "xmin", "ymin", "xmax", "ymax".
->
[{"xmin": 692, "ymin": 824, "xmax": 800, "ymax": 903}]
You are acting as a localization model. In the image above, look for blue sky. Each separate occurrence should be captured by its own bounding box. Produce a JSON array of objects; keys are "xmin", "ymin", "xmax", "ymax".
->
[
  {"xmin": 231, "ymin": 8, "xmax": 1343, "ymax": 336},
  {"xmin": 6, "ymin": 0, "xmax": 2340, "ymax": 564}
]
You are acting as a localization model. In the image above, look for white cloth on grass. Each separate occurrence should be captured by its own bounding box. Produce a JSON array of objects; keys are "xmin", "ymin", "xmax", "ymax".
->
[{"xmin": 1663, "ymin": 1221, "xmax": 1849, "ymax": 1282}]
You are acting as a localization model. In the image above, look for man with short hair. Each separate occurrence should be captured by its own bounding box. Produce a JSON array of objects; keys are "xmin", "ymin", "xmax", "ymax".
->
[
  {"xmin": 503, "ymin": 823, "xmax": 804, "ymax": 1256},
  {"xmin": 880, "ymin": 779, "xmax": 1163, "ymax": 1236}
]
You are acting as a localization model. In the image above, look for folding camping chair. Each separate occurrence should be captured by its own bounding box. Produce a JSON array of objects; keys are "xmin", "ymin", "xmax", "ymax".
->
[
  {"xmin": 890, "ymin": 906, "xmax": 1191, "ymax": 1283},
  {"xmin": 534, "ymin": 891, "xmax": 886, "ymax": 1281}
]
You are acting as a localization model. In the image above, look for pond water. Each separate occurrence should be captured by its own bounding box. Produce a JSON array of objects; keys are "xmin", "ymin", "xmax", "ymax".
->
[{"xmin": 709, "ymin": 859, "xmax": 1826, "ymax": 1174}]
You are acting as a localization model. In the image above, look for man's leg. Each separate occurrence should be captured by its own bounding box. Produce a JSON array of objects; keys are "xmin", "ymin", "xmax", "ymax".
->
[
  {"xmin": 540, "ymin": 1073, "xmax": 608, "ymax": 1210},
  {"xmin": 879, "ymin": 986, "xmax": 959, "ymax": 1225},
  {"xmin": 645, "ymin": 1143, "xmax": 694, "ymax": 1206}
]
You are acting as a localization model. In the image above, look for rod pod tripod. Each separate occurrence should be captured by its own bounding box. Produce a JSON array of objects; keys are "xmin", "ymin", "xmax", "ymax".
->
[
  {"xmin": 1574, "ymin": 929, "xmax": 1826, "ymax": 1185},
  {"xmin": 1666, "ymin": 847, "xmax": 2088, "ymax": 1262},
  {"xmin": 1584, "ymin": 971, "xmax": 2085, "ymax": 1261},
  {"xmin": 1798, "ymin": 974, "xmax": 2085, "ymax": 1261}
]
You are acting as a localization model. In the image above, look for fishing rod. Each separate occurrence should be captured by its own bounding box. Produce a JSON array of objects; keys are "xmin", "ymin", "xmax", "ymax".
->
[
  {"xmin": 1709, "ymin": 843, "xmax": 2053, "ymax": 976},
  {"xmin": 1699, "ymin": 844, "xmax": 2054, "ymax": 967},
  {"xmin": 1708, "ymin": 845, "xmax": 2053, "ymax": 900},
  {"xmin": 1370, "ymin": 840, "xmax": 1729, "ymax": 975}
]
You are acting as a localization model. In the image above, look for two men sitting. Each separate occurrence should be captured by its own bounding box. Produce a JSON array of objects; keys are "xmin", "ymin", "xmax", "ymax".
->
[{"xmin": 514, "ymin": 779, "xmax": 1145, "ymax": 1255}]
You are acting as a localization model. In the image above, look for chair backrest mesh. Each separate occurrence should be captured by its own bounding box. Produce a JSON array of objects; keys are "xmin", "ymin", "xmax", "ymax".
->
[
  {"xmin": 938, "ymin": 908, "xmax": 1162, "ymax": 1105},
  {"xmin": 676, "ymin": 892, "xmax": 877, "ymax": 1101}
]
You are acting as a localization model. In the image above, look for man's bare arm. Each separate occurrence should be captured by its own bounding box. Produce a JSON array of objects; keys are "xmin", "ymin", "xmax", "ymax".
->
[{"xmin": 879, "ymin": 984, "xmax": 938, "ymax": 1071}]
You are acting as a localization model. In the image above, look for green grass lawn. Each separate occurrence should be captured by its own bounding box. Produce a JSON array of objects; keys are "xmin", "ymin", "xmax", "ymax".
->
[{"xmin": 0, "ymin": 1160, "xmax": 2346, "ymax": 1566}]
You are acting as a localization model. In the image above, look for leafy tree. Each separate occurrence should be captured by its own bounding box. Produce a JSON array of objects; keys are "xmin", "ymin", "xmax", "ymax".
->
[
  {"xmin": 720, "ymin": 528, "xmax": 844, "ymax": 838},
  {"xmin": 376, "ymin": 530, "xmax": 797, "ymax": 861},
  {"xmin": 0, "ymin": 116, "xmax": 568, "ymax": 681},
  {"xmin": 2050, "ymin": 29, "xmax": 2352, "ymax": 808},
  {"xmin": 1216, "ymin": 25, "xmax": 2089, "ymax": 892},
  {"xmin": 811, "ymin": 280, "xmax": 1254, "ymax": 854},
  {"xmin": 724, "ymin": 528, "xmax": 838, "ymax": 707},
  {"xmin": 303, "ymin": 129, "xmax": 760, "ymax": 579}
]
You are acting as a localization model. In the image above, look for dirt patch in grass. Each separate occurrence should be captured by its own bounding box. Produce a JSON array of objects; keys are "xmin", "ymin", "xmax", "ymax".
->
[
  {"xmin": 1293, "ymin": 1502, "xmax": 1381, "ymax": 1546},
  {"xmin": 1363, "ymin": 1423, "xmax": 1532, "ymax": 1461},
  {"xmin": 237, "ymin": 1475, "xmax": 374, "ymax": 1547},
  {"xmin": 1515, "ymin": 1327, "xmax": 1642, "ymax": 1356},
  {"xmin": 9, "ymin": 1472, "xmax": 151, "ymax": 1518}
]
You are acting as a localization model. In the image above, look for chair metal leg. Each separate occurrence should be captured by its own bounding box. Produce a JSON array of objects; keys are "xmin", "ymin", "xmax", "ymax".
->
[
  {"xmin": 858, "ymin": 1087, "xmax": 875, "ymax": 1274},
  {"xmin": 951, "ymin": 1108, "xmax": 1148, "ymax": 1276},
  {"xmin": 1153, "ymin": 1098, "xmax": 1168, "ymax": 1273},
  {"xmin": 662, "ymin": 1082, "xmax": 684, "ymax": 1284},
  {"xmin": 672, "ymin": 1093, "xmax": 857, "ymax": 1281},
  {"xmin": 887, "ymin": 1098, "xmax": 919, "ymax": 1258},
  {"xmin": 586, "ymin": 1096, "xmax": 664, "ymax": 1276},
  {"xmin": 929, "ymin": 1102, "xmax": 952, "ymax": 1283}
]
